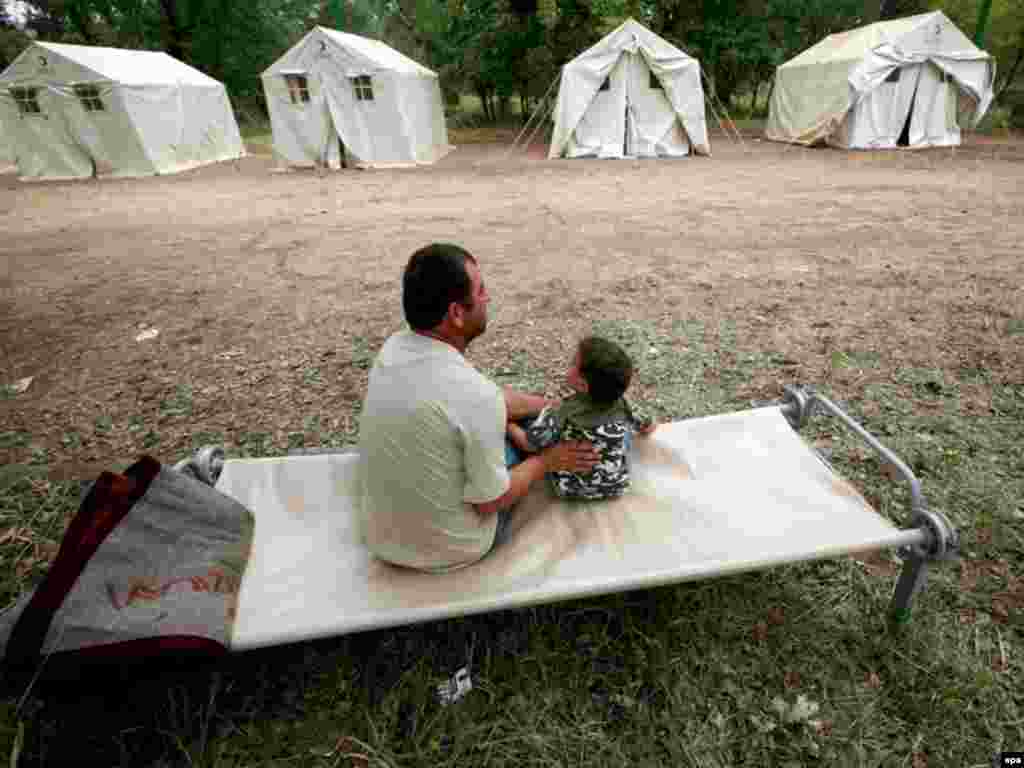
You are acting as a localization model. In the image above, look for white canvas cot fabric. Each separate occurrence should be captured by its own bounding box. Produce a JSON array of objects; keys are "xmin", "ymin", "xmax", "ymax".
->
[
  {"xmin": 261, "ymin": 27, "xmax": 452, "ymax": 169},
  {"xmin": 766, "ymin": 11, "xmax": 994, "ymax": 149},
  {"xmin": 0, "ymin": 42, "xmax": 244, "ymax": 180},
  {"xmin": 548, "ymin": 18, "xmax": 709, "ymax": 160},
  {"xmin": 219, "ymin": 406, "xmax": 914, "ymax": 651}
]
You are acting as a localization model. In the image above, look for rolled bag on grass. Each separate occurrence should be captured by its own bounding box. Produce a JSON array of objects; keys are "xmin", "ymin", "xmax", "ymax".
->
[{"xmin": 0, "ymin": 456, "xmax": 254, "ymax": 689}]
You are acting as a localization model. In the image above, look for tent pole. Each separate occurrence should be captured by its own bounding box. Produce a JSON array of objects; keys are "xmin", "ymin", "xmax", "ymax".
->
[
  {"xmin": 506, "ymin": 75, "xmax": 558, "ymax": 156},
  {"xmin": 521, "ymin": 92, "xmax": 558, "ymax": 153},
  {"xmin": 505, "ymin": 75, "xmax": 559, "ymax": 159},
  {"xmin": 507, "ymin": 81, "xmax": 548, "ymax": 154},
  {"xmin": 701, "ymin": 69, "xmax": 746, "ymax": 150}
]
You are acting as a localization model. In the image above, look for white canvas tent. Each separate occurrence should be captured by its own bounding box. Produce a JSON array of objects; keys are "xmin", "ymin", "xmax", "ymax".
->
[
  {"xmin": 549, "ymin": 18, "xmax": 709, "ymax": 159},
  {"xmin": 262, "ymin": 27, "xmax": 452, "ymax": 169},
  {"xmin": 0, "ymin": 113, "xmax": 14, "ymax": 172},
  {"xmin": 766, "ymin": 11, "xmax": 994, "ymax": 149},
  {"xmin": 0, "ymin": 42, "xmax": 244, "ymax": 180}
]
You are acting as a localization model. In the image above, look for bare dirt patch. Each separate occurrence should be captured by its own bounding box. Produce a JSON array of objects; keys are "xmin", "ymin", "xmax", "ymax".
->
[{"xmin": 1, "ymin": 136, "xmax": 1022, "ymax": 477}]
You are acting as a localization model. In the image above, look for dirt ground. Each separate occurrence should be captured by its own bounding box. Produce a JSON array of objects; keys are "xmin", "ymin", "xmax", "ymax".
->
[{"xmin": 1, "ymin": 135, "xmax": 1022, "ymax": 478}]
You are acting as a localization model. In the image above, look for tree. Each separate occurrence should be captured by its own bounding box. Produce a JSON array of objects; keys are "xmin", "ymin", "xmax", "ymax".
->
[
  {"xmin": 879, "ymin": 0, "xmax": 928, "ymax": 20},
  {"xmin": 380, "ymin": 0, "xmax": 572, "ymax": 123},
  {"xmin": 650, "ymin": 0, "xmax": 862, "ymax": 110},
  {"xmin": 936, "ymin": 0, "xmax": 1024, "ymax": 105},
  {"xmin": 0, "ymin": 2, "xmax": 32, "ymax": 70},
  {"xmin": 10, "ymin": 0, "xmax": 313, "ymax": 119}
]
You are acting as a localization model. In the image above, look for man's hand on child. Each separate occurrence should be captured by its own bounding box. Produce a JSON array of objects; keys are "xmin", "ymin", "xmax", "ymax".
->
[{"xmin": 541, "ymin": 440, "xmax": 601, "ymax": 474}]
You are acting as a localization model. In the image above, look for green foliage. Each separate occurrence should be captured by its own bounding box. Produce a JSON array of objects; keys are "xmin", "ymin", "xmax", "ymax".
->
[
  {"xmin": 7, "ymin": 0, "xmax": 1020, "ymax": 120},
  {"xmin": 879, "ymin": 0, "xmax": 930, "ymax": 20},
  {"xmin": 653, "ymin": 0, "xmax": 866, "ymax": 108},
  {"xmin": 0, "ymin": 22, "xmax": 30, "ymax": 70},
  {"xmin": 11, "ymin": 0, "xmax": 312, "ymax": 120},
  {"xmin": 935, "ymin": 0, "xmax": 1024, "ymax": 103}
]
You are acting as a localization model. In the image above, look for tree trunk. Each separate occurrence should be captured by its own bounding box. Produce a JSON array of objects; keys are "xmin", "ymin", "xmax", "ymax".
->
[
  {"xmin": 476, "ymin": 84, "xmax": 491, "ymax": 121},
  {"xmin": 974, "ymin": 0, "xmax": 994, "ymax": 49},
  {"xmin": 879, "ymin": 0, "xmax": 899, "ymax": 22},
  {"xmin": 764, "ymin": 77, "xmax": 775, "ymax": 115},
  {"xmin": 712, "ymin": 65, "xmax": 737, "ymax": 113},
  {"xmin": 994, "ymin": 43, "xmax": 1024, "ymax": 104},
  {"xmin": 158, "ymin": 0, "xmax": 189, "ymax": 61},
  {"xmin": 66, "ymin": 2, "xmax": 96, "ymax": 43}
]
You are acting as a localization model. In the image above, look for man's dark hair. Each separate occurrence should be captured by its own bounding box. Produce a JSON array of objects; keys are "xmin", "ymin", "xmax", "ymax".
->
[
  {"xmin": 402, "ymin": 243, "xmax": 477, "ymax": 331},
  {"xmin": 578, "ymin": 336, "xmax": 633, "ymax": 404}
]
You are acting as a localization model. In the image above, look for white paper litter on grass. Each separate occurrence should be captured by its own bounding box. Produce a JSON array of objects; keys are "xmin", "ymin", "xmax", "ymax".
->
[
  {"xmin": 6, "ymin": 377, "xmax": 32, "ymax": 394},
  {"xmin": 135, "ymin": 328, "xmax": 160, "ymax": 342},
  {"xmin": 772, "ymin": 694, "xmax": 821, "ymax": 724},
  {"xmin": 436, "ymin": 667, "xmax": 473, "ymax": 705}
]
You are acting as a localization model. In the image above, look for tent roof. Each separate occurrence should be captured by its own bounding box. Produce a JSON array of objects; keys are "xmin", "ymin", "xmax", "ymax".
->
[
  {"xmin": 565, "ymin": 18, "xmax": 695, "ymax": 69},
  {"xmin": 311, "ymin": 27, "xmax": 435, "ymax": 76},
  {"xmin": 16, "ymin": 42, "xmax": 223, "ymax": 86},
  {"xmin": 781, "ymin": 11, "xmax": 982, "ymax": 70}
]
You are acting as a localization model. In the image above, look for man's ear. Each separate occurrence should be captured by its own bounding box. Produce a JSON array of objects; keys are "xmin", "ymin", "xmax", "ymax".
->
[{"xmin": 447, "ymin": 301, "xmax": 465, "ymax": 330}]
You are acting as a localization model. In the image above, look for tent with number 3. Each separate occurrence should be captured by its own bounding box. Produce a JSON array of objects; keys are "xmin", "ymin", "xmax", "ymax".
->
[{"xmin": 766, "ymin": 11, "xmax": 994, "ymax": 149}]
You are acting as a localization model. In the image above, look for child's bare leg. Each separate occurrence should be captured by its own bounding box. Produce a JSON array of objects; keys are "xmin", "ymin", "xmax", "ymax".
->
[{"xmin": 507, "ymin": 422, "xmax": 534, "ymax": 454}]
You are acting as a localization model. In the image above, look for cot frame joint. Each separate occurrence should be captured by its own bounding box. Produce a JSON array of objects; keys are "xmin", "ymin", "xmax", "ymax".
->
[{"xmin": 779, "ymin": 385, "xmax": 959, "ymax": 622}]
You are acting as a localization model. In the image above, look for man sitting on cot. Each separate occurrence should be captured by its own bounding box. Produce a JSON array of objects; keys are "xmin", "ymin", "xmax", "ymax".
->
[{"xmin": 356, "ymin": 243, "xmax": 601, "ymax": 573}]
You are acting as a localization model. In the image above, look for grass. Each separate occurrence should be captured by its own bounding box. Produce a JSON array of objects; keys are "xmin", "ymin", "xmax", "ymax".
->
[
  {"xmin": 239, "ymin": 122, "xmax": 274, "ymax": 156},
  {"xmin": 4, "ymin": 315, "xmax": 1020, "ymax": 766}
]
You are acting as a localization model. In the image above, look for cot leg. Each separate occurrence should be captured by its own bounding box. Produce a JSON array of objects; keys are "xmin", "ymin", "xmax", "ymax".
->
[{"xmin": 890, "ymin": 552, "xmax": 929, "ymax": 624}]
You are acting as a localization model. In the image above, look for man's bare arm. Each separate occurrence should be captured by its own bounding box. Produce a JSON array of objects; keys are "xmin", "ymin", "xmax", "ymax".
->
[
  {"xmin": 503, "ymin": 386, "xmax": 556, "ymax": 421},
  {"xmin": 507, "ymin": 422, "xmax": 534, "ymax": 453},
  {"xmin": 474, "ymin": 440, "xmax": 599, "ymax": 517}
]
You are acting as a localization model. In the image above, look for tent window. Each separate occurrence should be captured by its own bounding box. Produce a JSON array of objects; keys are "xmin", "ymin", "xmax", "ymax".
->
[
  {"xmin": 649, "ymin": 71, "xmax": 662, "ymax": 90},
  {"xmin": 599, "ymin": 77, "xmax": 610, "ymax": 92},
  {"xmin": 10, "ymin": 86, "xmax": 42, "ymax": 116},
  {"xmin": 885, "ymin": 69, "xmax": 900, "ymax": 84},
  {"xmin": 352, "ymin": 75, "xmax": 374, "ymax": 101},
  {"xmin": 74, "ymin": 84, "xmax": 105, "ymax": 112},
  {"xmin": 284, "ymin": 74, "xmax": 310, "ymax": 105}
]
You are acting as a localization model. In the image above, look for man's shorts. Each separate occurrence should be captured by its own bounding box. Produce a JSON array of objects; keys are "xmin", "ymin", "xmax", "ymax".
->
[
  {"xmin": 488, "ymin": 436, "xmax": 524, "ymax": 554},
  {"xmin": 492, "ymin": 506, "xmax": 514, "ymax": 550}
]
